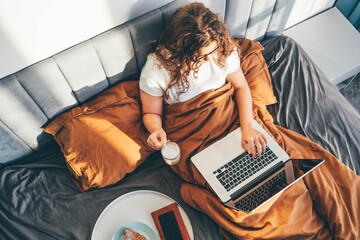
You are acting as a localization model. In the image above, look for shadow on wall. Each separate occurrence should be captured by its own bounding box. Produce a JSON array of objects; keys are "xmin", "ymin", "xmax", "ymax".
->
[
  {"xmin": 336, "ymin": 0, "xmax": 360, "ymax": 31},
  {"xmin": 0, "ymin": 26, "xmax": 29, "ymax": 79}
]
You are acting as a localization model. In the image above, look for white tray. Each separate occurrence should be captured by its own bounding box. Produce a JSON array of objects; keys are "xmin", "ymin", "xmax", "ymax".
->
[{"xmin": 91, "ymin": 190, "xmax": 194, "ymax": 240}]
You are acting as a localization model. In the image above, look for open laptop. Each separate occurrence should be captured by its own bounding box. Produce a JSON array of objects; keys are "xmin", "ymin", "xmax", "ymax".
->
[{"xmin": 191, "ymin": 120, "xmax": 324, "ymax": 213}]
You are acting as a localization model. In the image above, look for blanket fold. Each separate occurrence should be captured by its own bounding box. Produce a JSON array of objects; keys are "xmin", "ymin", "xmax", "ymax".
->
[
  {"xmin": 163, "ymin": 84, "xmax": 360, "ymax": 239},
  {"xmin": 163, "ymin": 83, "xmax": 239, "ymax": 186}
]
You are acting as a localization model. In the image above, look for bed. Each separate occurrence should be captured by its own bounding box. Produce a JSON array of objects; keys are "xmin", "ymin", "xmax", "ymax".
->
[{"xmin": 1, "ymin": 0, "xmax": 359, "ymax": 239}]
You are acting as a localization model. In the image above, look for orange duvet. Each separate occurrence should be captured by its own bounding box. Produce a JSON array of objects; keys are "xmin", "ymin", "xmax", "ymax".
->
[{"xmin": 162, "ymin": 83, "xmax": 360, "ymax": 239}]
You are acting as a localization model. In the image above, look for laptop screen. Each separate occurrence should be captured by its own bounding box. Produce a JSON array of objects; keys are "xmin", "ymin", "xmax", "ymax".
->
[
  {"xmin": 292, "ymin": 159, "xmax": 324, "ymax": 179},
  {"xmin": 267, "ymin": 158, "xmax": 324, "ymax": 201},
  {"xmin": 231, "ymin": 158, "xmax": 324, "ymax": 213}
]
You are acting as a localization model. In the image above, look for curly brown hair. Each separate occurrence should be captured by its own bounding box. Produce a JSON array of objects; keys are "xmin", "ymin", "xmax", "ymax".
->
[{"xmin": 152, "ymin": 2, "xmax": 236, "ymax": 101}]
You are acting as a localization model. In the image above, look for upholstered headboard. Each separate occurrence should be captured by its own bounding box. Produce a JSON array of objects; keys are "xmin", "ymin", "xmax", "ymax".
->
[{"xmin": 0, "ymin": 0, "xmax": 295, "ymax": 164}]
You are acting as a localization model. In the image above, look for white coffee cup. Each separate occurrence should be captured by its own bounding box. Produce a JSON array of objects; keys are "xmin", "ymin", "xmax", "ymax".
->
[{"xmin": 161, "ymin": 142, "xmax": 181, "ymax": 165}]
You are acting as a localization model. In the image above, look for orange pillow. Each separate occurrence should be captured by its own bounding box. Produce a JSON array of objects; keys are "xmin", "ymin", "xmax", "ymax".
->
[
  {"xmin": 44, "ymin": 81, "xmax": 155, "ymax": 191},
  {"xmin": 236, "ymin": 38, "xmax": 277, "ymax": 106}
]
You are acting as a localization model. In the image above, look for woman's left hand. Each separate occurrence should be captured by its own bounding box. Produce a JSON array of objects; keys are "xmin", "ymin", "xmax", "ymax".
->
[{"xmin": 241, "ymin": 126, "xmax": 267, "ymax": 158}]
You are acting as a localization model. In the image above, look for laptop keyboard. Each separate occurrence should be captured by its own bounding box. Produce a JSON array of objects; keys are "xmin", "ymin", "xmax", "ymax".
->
[
  {"xmin": 234, "ymin": 170, "xmax": 286, "ymax": 212},
  {"xmin": 213, "ymin": 146, "xmax": 278, "ymax": 192}
]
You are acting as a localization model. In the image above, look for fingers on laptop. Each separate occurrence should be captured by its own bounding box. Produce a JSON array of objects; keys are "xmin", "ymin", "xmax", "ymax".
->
[
  {"xmin": 244, "ymin": 134, "xmax": 267, "ymax": 158},
  {"xmin": 256, "ymin": 133, "xmax": 267, "ymax": 157},
  {"xmin": 259, "ymin": 133, "xmax": 267, "ymax": 152},
  {"xmin": 244, "ymin": 139, "xmax": 259, "ymax": 158},
  {"xmin": 242, "ymin": 140, "xmax": 251, "ymax": 155}
]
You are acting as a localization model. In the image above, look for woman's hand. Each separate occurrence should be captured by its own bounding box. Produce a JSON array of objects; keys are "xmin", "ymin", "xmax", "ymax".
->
[
  {"xmin": 140, "ymin": 90, "xmax": 168, "ymax": 150},
  {"xmin": 241, "ymin": 126, "xmax": 267, "ymax": 158},
  {"xmin": 227, "ymin": 68, "xmax": 267, "ymax": 158},
  {"xmin": 147, "ymin": 128, "xmax": 169, "ymax": 150}
]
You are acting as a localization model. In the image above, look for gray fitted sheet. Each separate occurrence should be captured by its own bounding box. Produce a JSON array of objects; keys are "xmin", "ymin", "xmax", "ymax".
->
[{"xmin": 1, "ymin": 36, "xmax": 359, "ymax": 240}]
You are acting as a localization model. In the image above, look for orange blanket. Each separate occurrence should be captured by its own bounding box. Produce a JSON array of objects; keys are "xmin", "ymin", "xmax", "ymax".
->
[{"xmin": 163, "ymin": 83, "xmax": 360, "ymax": 239}]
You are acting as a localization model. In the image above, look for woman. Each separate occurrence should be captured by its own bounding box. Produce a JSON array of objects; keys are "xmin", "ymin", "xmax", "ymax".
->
[
  {"xmin": 139, "ymin": 2, "xmax": 360, "ymax": 239},
  {"xmin": 140, "ymin": 2, "xmax": 266, "ymax": 158}
]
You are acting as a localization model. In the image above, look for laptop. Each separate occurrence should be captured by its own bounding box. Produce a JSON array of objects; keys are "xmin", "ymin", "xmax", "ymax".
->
[{"xmin": 191, "ymin": 120, "xmax": 324, "ymax": 213}]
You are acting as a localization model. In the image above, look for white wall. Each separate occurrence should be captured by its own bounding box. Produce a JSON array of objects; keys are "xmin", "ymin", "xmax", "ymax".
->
[
  {"xmin": 285, "ymin": 0, "xmax": 336, "ymax": 29},
  {"xmin": 0, "ymin": 0, "xmax": 173, "ymax": 78},
  {"xmin": 0, "ymin": 0, "xmax": 335, "ymax": 79}
]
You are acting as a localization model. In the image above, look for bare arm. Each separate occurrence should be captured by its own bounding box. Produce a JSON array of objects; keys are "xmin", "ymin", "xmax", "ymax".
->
[
  {"xmin": 140, "ymin": 90, "xmax": 168, "ymax": 150},
  {"xmin": 226, "ymin": 67, "xmax": 267, "ymax": 157}
]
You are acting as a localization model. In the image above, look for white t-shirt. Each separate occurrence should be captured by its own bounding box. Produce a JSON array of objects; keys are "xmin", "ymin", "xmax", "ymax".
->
[{"xmin": 139, "ymin": 49, "xmax": 240, "ymax": 104}]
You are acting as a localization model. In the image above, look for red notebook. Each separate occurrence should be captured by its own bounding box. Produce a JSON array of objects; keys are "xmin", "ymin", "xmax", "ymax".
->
[{"xmin": 151, "ymin": 203, "xmax": 190, "ymax": 240}]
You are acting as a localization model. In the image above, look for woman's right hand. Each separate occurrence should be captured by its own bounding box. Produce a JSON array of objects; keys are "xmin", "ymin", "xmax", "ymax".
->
[
  {"xmin": 147, "ymin": 128, "xmax": 168, "ymax": 150},
  {"xmin": 140, "ymin": 90, "xmax": 167, "ymax": 150}
]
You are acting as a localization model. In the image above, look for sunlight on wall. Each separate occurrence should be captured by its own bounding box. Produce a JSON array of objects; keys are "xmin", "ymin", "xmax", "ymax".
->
[
  {"xmin": 285, "ymin": 0, "xmax": 335, "ymax": 29},
  {"xmin": 34, "ymin": 1, "xmax": 115, "ymax": 57},
  {"xmin": 0, "ymin": 0, "xmax": 172, "ymax": 79}
]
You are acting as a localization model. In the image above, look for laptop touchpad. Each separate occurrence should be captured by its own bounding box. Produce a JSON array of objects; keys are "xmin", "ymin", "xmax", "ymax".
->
[{"xmin": 215, "ymin": 135, "xmax": 242, "ymax": 160}]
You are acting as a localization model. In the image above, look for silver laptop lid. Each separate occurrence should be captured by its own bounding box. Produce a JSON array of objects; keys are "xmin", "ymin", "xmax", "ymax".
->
[{"xmin": 191, "ymin": 120, "xmax": 290, "ymax": 202}]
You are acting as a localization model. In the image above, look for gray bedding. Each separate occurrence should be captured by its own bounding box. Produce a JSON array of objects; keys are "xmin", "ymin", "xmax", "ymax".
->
[
  {"xmin": 262, "ymin": 36, "xmax": 360, "ymax": 174},
  {"xmin": 1, "ymin": 36, "xmax": 359, "ymax": 240}
]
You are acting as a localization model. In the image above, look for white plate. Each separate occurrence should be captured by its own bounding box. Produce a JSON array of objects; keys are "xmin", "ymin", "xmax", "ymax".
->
[{"xmin": 91, "ymin": 190, "xmax": 194, "ymax": 240}]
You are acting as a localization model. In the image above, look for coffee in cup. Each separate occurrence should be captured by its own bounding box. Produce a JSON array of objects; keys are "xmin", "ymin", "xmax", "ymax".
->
[{"xmin": 161, "ymin": 142, "xmax": 181, "ymax": 165}]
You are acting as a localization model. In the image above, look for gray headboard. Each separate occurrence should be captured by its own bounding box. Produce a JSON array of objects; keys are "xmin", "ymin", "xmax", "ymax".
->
[{"xmin": 0, "ymin": 0, "xmax": 295, "ymax": 164}]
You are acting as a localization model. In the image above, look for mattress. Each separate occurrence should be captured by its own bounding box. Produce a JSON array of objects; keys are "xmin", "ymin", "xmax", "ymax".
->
[{"xmin": 1, "ymin": 36, "xmax": 359, "ymax": 240}]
